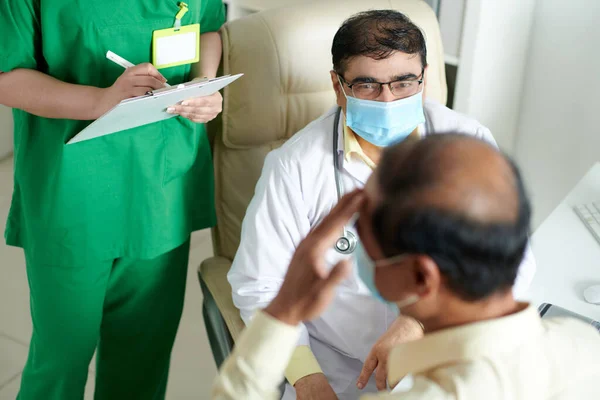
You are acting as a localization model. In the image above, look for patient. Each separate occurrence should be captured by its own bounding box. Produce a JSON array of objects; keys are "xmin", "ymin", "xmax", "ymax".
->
[{"xmin": 213, "ymin": 133, "xmax": 600, "ymax": 399}]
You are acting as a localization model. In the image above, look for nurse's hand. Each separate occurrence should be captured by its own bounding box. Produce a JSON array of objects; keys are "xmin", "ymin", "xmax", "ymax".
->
[
  {"xmin": 167, "ymin": 91, "xmax": 223, "ymax": 123},
  {"xmin": 264, "ymin": 190, "xmax": 364, "ymax": 326},
  {"xmin": 356, "ymin": 316, "xmax": 423, "ymax": 391},
  {"xmin": 295, "ymin": 374, "xmax": 338, "ymax": 400},
  {"xmin": 97, "ymin": 63, "xmax": 167, "ymax": 116}
]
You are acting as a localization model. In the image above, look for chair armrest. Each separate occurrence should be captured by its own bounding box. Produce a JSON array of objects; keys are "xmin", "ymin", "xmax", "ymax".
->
[{"xmin": 198, "ymin": 256, "xmax": 246, "ymax": 341}]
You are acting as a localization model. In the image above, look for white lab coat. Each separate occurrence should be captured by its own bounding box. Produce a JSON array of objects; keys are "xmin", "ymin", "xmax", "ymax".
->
[{"xmin": 228, "ymin": 99, "xmax": 537, "ymax": 399}]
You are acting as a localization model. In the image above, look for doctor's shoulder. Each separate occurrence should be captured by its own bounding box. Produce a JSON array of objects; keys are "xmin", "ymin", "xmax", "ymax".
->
[
  {"xmin": 423, "ymin": 99, "xmax": 494, "ymax": 144},
  {"xmin": 269, "ymin": 107, "xmax": 338, "ymax": 168}
]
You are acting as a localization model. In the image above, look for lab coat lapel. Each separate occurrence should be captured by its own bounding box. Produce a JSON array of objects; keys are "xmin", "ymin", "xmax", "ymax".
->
[{"xmin": 343, "ymin": 158, "xmax": 372, "ymax": 185}]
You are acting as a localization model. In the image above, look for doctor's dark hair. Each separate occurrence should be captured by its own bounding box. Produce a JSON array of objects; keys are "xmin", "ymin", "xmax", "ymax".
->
[
  {"xmin": 332, "ymin": 10, "xmax": 427, "ymax": 74},
  {"xmin": 371, "ymin": 134, "xmax": 531, "ymax": 301}
]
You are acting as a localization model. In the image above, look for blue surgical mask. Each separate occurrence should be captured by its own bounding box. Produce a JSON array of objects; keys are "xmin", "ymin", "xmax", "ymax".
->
[
  {"xmin": 341, "ymin": 81, "xmax": 425, "ymax": 147},
  {"xmin": 355, "ymin": 242, "xmax": 419, "ymax": 309}
]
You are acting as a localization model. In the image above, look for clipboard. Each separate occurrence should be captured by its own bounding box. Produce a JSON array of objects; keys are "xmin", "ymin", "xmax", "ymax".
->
[{"xmin": 67, "ymin": 74, "xmax": 243, "ymax": 144}]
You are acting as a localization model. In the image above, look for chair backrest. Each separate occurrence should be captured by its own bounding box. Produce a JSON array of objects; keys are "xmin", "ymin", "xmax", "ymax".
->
[{"xmin": 210, "ymin": 0, "xmax": 447, "ymax": 260}]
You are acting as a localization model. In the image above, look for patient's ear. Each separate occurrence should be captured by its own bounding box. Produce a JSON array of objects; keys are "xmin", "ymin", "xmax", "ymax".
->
[
  {"xmin": 377, "ymin": 254, "xmax": 440, "ymax": 301},
  {"xmin": 414, "ymin": 254, "xmax": 440, "ymax": 299}
]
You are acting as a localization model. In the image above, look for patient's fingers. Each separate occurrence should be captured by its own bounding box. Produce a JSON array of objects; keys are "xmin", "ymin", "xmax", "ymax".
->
[
  {"xmin": 317, "ymin": 259, "xmax": 352, "ymax": 293},
  {"xmin": 357, "ymin": 352, "xmax": 378, "ymax": 390},
  {"xmin": 308, "ymin": 190, "xmax": 364, "ymax": 254},
  {"xmin": 375, "ymin": 361, "xmax": 387, "ymax": 391}
]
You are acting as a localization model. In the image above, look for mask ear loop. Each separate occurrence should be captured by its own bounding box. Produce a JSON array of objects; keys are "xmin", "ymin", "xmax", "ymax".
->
[
  {"xmin": 374, "ymin": 254, "xmax": 421, "ymax": 313},
  {"xmin": 375, "ymin": 253, "xmax": 408, "ymax": 268},
  {"xmin": 396, "ymin": 294, "xmax": 420, "ymax": 309},
  {"xmin": 337, "ymin": 75, "xmax": 349, "ymax": 100}
]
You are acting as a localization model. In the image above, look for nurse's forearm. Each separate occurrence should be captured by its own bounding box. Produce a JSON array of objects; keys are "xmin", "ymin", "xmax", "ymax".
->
[
  {"xmin": 0, "ymin": 69, "xmax": 104, "ymax": 120},
  {"xmin": 193, "ymin": 32, "xmax": 222, "ymax": 79}
]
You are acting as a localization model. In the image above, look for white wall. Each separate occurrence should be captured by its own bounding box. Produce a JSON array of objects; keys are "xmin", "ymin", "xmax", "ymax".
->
[
  {"xmin": 438, "ymin": 0, "xmax": 465, "ymax": 64},
  {"xmin": 453, "ymin": 0, "xmax": 536, "ymax": 152},
  {"xmin": 515, "ymin": 0, "xmax": 600, "ymax": 229},
  {"xmin": 0, "ymin": 106, "xmax": 13, "ymax": 160}
]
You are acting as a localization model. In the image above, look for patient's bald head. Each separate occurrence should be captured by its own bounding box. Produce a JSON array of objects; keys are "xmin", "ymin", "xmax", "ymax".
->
[
  {"xmin": 378, "ymin": 134, "xmax": 520, "ymax": 224},
  {"xmin": 370, "ymin": 134, "xmax": 531, "ymax": 300}
]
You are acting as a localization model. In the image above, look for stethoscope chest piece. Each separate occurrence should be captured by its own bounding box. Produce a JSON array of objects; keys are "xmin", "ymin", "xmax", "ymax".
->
[{"xmin": 335, "ymin": 230, "xmax": 357, "ymax": 255}]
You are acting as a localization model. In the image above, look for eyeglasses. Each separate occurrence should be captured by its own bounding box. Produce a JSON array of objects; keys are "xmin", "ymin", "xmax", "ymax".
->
[{"xmin": 338, "ymin": 69, "xmax": 424, "ymax": 100}]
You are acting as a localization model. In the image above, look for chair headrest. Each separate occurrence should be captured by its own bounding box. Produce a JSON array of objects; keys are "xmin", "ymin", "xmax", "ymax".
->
[{"xmin": 220, "ymin": 0, "xmax": 447, "ymax": 148}]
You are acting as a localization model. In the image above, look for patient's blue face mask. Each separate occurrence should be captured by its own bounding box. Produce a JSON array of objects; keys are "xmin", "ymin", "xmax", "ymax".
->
[
  {"xmin": 355, "ymin": 242, "xmax": 419, "ymax": 308},
  {"xmin": 339, "ymin": 77, "xmax": 425, "ymax": 147}
]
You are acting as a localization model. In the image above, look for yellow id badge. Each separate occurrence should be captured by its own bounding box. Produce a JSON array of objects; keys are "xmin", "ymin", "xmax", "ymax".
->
[{"xmin": 152, "ymin": 23, "xmax": 200, "ymax": 69}]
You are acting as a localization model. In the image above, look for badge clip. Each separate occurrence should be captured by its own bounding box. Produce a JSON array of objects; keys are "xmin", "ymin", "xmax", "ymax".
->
[{"xmin": 174, "ymin": 2, "xmax": 189, "ymax": 30}]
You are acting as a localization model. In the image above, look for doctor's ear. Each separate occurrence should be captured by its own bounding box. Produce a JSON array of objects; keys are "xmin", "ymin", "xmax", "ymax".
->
[
  {"xmin": 330, "ymin": 71, "xmax": 342, "ymax": 93},
  {"xmin": 330, "ymin": 70, "xmax": 345, "ymax": 108},
  {"xmin": 421, "ymin": 65, "xmax": 429, "ymax": 99}
]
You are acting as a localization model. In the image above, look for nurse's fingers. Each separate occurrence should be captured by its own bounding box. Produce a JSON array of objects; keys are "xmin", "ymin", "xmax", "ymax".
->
[
  {"xmin": 177, "ymin": 96, "xmax": 213, "ymax": 107},
  {"xmin": 173, "ymin": 92, "xmax": 223, "ymax": 110},
  {"xmin": 308, "ymin": 190, "xmax": 365, "ymax": 253},
  {"xmin": 131, "ymin": 75, "xmax": 166, "ymax": 90},
  {"xmin": 175, "ymin": 111, "xmax": 219, "ymax": 123},
  {"xmin": 357, "ymin": 352, "xmax": 378, "ymax": 390},
  {"xmin": 128, "ymin": 63, "xmax": 167, "ymax": 83},
  {"xmin": 131, "ymin": 86, "xmax": 155, "ymax": 98},
  {"xmin": 168, "ymin": 104, "xmax": 221, "ymax": 116}
]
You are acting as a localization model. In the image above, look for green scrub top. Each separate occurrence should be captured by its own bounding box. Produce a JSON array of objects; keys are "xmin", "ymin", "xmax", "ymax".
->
[{"xmin": 0, "ymin": 0, "xmax": 226, "ymax": 264}]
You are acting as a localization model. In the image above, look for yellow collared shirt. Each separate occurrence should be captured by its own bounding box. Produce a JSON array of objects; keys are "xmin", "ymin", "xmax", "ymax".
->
[
  {"xmin": 343, "ymin": 122, "xmax": 421, "ymax": 170},
  {"xmin": 344, "ymin": 122, "xmax": 377, "ymax": 170}
]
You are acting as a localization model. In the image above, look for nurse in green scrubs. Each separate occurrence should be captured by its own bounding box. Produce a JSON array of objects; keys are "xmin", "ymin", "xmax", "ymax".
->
[{"xmin": 0, "ymin": 0, "xmax": 225, "ymax": 398}]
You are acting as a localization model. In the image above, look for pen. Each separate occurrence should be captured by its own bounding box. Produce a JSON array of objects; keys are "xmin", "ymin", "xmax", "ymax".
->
[{"xmin": 106, "ymin": 50, "xmax": 170, "ymax": 87}]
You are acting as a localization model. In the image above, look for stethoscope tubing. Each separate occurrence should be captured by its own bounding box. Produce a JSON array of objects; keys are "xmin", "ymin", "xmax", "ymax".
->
[{"xmin": 333, "ymin": 107, "xmax": 357, "ymax": 254}]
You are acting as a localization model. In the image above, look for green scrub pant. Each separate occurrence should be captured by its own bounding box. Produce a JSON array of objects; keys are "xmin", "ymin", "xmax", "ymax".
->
[{"xmin": 17, "ymin": 239, "xmax": 190, "ymax": 400}]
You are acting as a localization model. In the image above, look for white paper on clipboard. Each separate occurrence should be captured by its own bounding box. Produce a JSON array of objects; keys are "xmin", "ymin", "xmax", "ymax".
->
[{"xmin": 67, "ymin": 74, "xmax": 243, "ymax": 144}]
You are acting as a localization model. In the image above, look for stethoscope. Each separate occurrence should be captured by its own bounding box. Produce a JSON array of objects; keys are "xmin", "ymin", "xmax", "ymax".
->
[{"xmin": 333, "ymin": 106, "xmax": 358, "ymax": 255}]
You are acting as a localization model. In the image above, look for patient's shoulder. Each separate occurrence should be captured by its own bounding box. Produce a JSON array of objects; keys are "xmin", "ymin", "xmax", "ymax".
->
[{"xmin": 542, "ymin": 316, "xmax": 600, "ymax": 347}]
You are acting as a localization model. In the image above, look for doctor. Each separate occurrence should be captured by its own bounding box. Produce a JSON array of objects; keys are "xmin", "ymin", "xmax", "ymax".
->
[{"xmin": 228, "ymin": 9, "xmax": 536, "ymax": 400}]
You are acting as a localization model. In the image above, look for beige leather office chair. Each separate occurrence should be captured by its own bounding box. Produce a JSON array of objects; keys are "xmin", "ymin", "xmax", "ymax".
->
[{"xmin": 199, "ymin": 0, "xmax": 448, "ymax": 367}]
